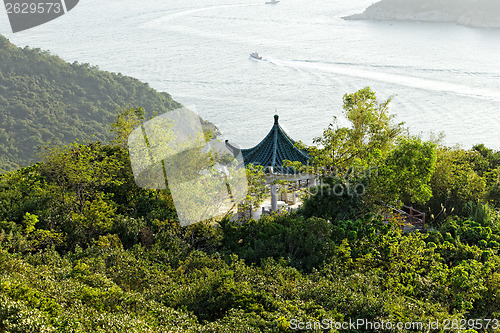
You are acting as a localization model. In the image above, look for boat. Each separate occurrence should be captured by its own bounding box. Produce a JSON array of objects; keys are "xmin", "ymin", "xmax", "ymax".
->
[
  {"xmin": 250, "ymin": 52, "xmax": 262, "ymax": 60},
  {"xmin": 265, "ymin": 0, "xmax": 280, "ymax": 4}
]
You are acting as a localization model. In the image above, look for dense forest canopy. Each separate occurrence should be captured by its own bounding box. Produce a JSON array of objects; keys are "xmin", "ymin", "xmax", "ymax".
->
[
  {"xmin": 1, "ymin": 80, "xmax": 500, "ymax": 330},
  {"xmin": 0, "ymin": 35, "xmax": 187, "ymax": 173}
]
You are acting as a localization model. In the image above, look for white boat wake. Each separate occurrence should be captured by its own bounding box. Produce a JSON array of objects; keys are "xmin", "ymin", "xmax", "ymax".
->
[
  {"xmin": 262, "ymin": 57, "xmax": 500, "ymax": 103},
  {"xmin": 142, "ymin": 3, "xmax": 260, "ymax": 28}
]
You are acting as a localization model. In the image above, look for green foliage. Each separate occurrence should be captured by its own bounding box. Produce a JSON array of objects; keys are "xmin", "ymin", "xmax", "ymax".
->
[
  {"xmin": 39, "ymin": 142, "xmax": 125, "ymax": 204},
  {"xmin": 110, "ymin": 107, "xmax": 145, "ymax": 147},
  {"xmin": 371, "ymin": 136, "xmax": 437, "ymax": 204},
  {"xmin": 241, "ymin": 164, "xmax": 267, "ymax": 211},
  {"xmin": 22, "ymin": 212, "xmax": 38, "ymax": 234},
  {"xmin": 428, "ymin": 145, "xmax": 500, "ymax": 224},
  {"xmin": 0, "ymin": 141, "xmax": 178, "ymax": 251},
  {"xmin": 0, "ymin": 35, "xmax": 182, "ymax": 173},
  {"xmin": 300, "ymin": 176, "xmax": 368, "ymax": 222},
  {"xmin": 308, "ymin": 86, "xmax": 404, "ymax": 171},
  {"xmin": 1, "ymin": 82, "xmax": 500, "ymax": 330},
  {"xmin": 71, "ymin": 195, "xmax": 117, "ymax": 242},
  {"xmin": 220, "ymin": 215, "xmax": 334, "ymax": 271}
]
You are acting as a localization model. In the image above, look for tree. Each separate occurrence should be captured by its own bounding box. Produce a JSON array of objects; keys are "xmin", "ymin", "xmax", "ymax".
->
[
  {"xmin": 429, "ymin": 147, "xmax": 488, "ymax": 218},
  {"xmin": 370, "ymin": 137, "xmax": 437, "ymax": 205},
  {"xmin": 71, "ymin": 193, "xmax": 117, "ymax": 243},
  {"xmin": 110, "ymin": 107, "xmax": 145, "ymax": 147},
  {"xmin": 240, "ymin": 164, "xmax": 267, "ymax": 211},
  {"xmin": 284, "ymin": 88, "xmax": 406, "ymax": 221},
  {"xmin": 308, "ymin": 87, "xmax": 404, "ymax": 173},
  {"xmin": 39, "ymin": 142, "xmax": 126, "ymax": 209}
]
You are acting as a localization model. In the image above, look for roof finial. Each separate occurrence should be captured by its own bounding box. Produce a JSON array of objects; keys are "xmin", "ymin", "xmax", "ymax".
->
[{"xmin": 274, "ymin": 114, "xmax": 279, "ymax": 124}]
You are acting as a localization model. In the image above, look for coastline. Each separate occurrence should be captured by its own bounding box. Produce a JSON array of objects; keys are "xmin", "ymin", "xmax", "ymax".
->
[{"xmin": 343, "ymin": 1, "xmax": 500, "ymax": 29}]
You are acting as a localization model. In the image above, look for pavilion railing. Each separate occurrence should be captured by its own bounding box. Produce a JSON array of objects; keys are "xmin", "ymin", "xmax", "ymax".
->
[{"xmin": 383, "ymin": 203, "xmax": 426, "ymax": 229}]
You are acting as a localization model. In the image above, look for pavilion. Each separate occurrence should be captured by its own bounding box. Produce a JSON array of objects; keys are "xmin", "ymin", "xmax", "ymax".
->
[
  {"xmin": 226, "ymin": 115, "xmax": 310, "ymax": 174},
  {"xmin": 226, "ymin": 115, "xmax": 315, "ymax": 212}
]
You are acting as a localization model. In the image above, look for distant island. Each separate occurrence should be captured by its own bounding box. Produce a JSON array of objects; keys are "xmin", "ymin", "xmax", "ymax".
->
[{"xmin": 344, "ymin": 0, "xmax": 500, "ymax": 29}]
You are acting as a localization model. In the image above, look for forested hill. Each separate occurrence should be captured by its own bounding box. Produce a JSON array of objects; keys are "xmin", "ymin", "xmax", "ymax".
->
[
  {"xmin": 344, "ymin": 0, "xmax": 500, "ymax": 29},
  {"xmin": 0, "ymin": 35, "xmax": 183, "ymax": 173}
]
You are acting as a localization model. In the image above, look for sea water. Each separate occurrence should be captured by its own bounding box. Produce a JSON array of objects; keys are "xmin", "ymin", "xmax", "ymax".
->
[{"xmin": 2, "ymin": 0, "xmax": 500, "ymax": 149}]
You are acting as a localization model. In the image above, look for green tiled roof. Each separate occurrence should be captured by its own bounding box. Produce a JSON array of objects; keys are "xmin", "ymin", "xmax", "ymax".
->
[{"xmin": 228, "ymin": 115, "xmax": 310, "ymax": 174}]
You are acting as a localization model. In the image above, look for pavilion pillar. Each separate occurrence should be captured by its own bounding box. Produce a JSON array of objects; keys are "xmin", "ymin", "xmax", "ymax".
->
[
  {"xmin": 270, "ymin": 167, "xmax": 278, "ymax": 211},
  {"xmin": 271, "ymin": 184, "xmax": 278, "ymax": 211},
  {"xmin": 310, "ymin": 176, "xmax": 317, "ymax": 187}
]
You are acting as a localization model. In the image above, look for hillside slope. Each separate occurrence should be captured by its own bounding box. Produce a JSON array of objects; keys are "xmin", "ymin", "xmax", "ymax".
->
[
  {"xmin": 0, "ymin": 35, "xmax": 187, "ymax": 173},
  {"xmin": 344, "ymin": 0, "xmax": 500, "ymax": 29}
]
